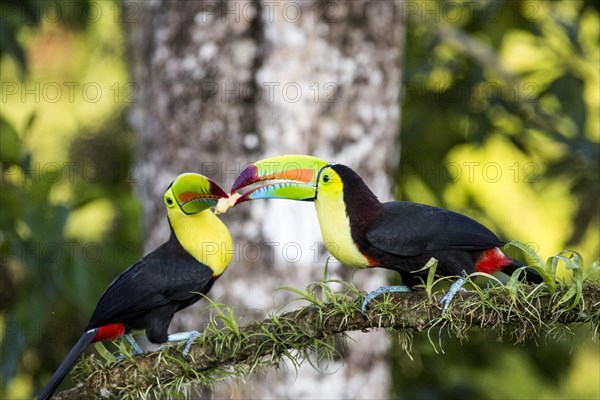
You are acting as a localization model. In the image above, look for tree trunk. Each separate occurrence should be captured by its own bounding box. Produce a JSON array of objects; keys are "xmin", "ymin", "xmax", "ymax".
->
[{"xmin": 125, "ymin": 0, "xmax": 404, "ymax": 397}]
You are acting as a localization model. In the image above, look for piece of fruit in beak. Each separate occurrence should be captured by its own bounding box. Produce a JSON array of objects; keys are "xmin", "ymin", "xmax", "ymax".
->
[{"xmin": 214, "ymin": 193, "xmax": 241, "ymax": 215}]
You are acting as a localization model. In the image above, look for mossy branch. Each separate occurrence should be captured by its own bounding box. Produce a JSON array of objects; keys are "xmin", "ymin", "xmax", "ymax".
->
[{"xmin": 54, "ymin": 282, "xmax": 600, "ymax": 400}]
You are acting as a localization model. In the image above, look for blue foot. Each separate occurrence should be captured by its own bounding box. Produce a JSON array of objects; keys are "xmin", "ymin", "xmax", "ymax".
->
[
  {"xmin": 125, "ymin": 333, "xmax": 144, "ymax": 355},
  {"xmin": 114, "ymin": 334, "xmax": 144, "ymax": 361},
  {"xmin": 440, "ymin": 278, "xmax": 467, "ymax": 314},
  {"xmin": 362, "ymin": 285, "xmax": 411, "ymax": 316},
  {"xmin": 167, "ymin": 331, "xmax": 201, "ymax": 358}
]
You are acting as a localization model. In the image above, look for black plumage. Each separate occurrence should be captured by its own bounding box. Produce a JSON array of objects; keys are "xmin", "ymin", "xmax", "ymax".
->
[
  {"xmin": 331, "ymin": 164, "xmax": 541, "ymax": 287},
  {"xmin": 87, "ymin": 228, "xmax": 215, "ymax": 343},
  {"xmin": 39, "ymin": 230, "xmax": 216, "ymax": 400},
  {"xmin": 39, "ymin": 173, "xmax": 230, "ymax": 400}
]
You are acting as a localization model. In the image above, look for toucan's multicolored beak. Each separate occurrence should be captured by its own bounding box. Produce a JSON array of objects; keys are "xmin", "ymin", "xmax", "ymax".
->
[
  {"xmin": 170, "ymin": 173, "xmax": 228, "ymax": 214},
  {"xmin": 230, "ymin": 155, "xmax": 329, "ymax": 205}
]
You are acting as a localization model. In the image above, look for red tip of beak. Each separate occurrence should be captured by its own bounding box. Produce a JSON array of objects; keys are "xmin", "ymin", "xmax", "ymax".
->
[
  {"xmin": 233, "ymin": 192, "xmax": 251, "ymax": 206},
  {"xmin": 209, "ymin": 180, "xmax": 229, "ymax": 198},
  {"xmin": 231, "ymin": 165, "xmax": 258, "ymax": 193}
]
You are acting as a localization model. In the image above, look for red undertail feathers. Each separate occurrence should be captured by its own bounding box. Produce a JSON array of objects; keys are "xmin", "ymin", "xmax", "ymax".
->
[{"xmin": 475, "ymin": 247, "xmax": 514, "ymax": 274}]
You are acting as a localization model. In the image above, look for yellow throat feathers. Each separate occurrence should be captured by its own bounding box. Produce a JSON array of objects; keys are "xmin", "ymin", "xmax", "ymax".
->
[
  {"xmin": 314, "ymin": 187, "xmax": 370, "ymax": 269},
  {"xmin": 167, "ymin": 208, "xmax": 233, "ymax": 276}
]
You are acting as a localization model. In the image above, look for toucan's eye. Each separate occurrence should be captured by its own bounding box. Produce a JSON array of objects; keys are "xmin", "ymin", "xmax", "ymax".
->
[
  {"xmin": 166, "ymin": 197, "xmax": 174, "ymax": 206},
  {"xmin": 323, "ymin": 174, "xmax": 330, "ymax": 183}
]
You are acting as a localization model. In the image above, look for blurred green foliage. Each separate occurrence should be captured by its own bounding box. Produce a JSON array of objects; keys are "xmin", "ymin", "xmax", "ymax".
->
[
  {"xmin": 400, "ymin": 0, "xmax": 599, "ymax": 260},
  {"xmin": 1, "ymin": 1, "xmax": 140, "ymax": 397},
  {"xmin": 393, "ymin": 1, "xmax": 599, "ymax": 398},
  {"xmin": 0, "ymin": 0, "xmax": 91, "ymax": 73}
]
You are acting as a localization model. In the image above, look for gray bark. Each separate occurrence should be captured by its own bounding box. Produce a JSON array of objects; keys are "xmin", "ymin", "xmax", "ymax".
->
[{"xmin": 125, "ymin": 0, "xmax": 404, "ymax": 397}]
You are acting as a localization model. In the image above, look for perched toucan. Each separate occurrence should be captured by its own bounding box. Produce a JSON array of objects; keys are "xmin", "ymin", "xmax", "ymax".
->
[
  {"xmin": 39, "ymin": 173, "xmax": 233, "ymax": 400},
  {"xmin": 226, "ymin": 155, "xmax": 542, "ymax": 313}
]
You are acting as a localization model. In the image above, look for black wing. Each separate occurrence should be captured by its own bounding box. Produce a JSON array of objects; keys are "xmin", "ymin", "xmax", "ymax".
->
[
  {"xmin": 86, "ymin": 241, "xmax": 213, "ymax": 329},
  {"xmin": 365, "ymin": 201, "xmax": 503, "ymax": 256}
]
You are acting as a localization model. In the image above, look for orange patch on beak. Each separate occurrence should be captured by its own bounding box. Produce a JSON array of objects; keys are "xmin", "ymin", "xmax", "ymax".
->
[
  {"xmin": 178, "ymin": 191, "xmax": 218, "ymax": 203},
  {"xmin": 262, "ymin": 168, "xmax": 315, "ymax": 183}
]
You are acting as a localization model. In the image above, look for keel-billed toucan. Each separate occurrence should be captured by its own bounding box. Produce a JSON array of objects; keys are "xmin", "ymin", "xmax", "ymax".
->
[
  {"xmin": 226, "ymin": 155, "xmax": 542, "ymax": 313},
  {"xmin": 39, "ymin": 173, "xmax": 233, "ymax": 400}
]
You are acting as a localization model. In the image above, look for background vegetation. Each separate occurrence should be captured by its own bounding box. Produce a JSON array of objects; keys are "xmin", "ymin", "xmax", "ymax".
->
[
  {"xmin": 394, "ymin": 2, "xmax": 599, "ymax": 399},
  {"xmin": 1, "ymin": 0, "xmax": 598, "ymax": 398}
]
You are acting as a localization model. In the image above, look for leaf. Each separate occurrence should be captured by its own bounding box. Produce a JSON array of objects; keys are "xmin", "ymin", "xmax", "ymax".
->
[
  {"xmin": 321, "ymin": 258, "xmax": 330, "ymax": 303},
  {"xmin": 551, "ymin": 250, "xmax": 585, "ymax": 310},
  {"xmin": 94, "ymin": 342, "xmax": 116, "ymax": 362},
  {"xmin": 277, "ymin": 286, "xmax": 324, "ymax": 308},
  {"xmin": 0, "ymin": 115, "xmax": 22, "ymax": 164},
  {"xmin": 201, "ymin": 296, "xmax": 240, "ymax": 335},
  {"xmin": 584, "ymin": 258, "xmax": 600, "ymax": 283},
  {"xmin": 506, "ymin": 266, "xmax": 528, "ymax": 301},
  {"xmin": 505, "ymin": 240, "xmax": 556, "ymax": 292},
  {"xmin": 411, "ymin": 257, "xmax": 438, "ymax": 301},
  {"xmin": 504, "ymin": 240, "xmax": 545, "ymax": 269}
]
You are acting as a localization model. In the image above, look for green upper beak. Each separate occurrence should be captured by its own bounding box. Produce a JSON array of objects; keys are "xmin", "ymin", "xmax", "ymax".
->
[
  {"xmin": 231, "ymin": 155, "xmax": 329, "ymax": 204},
  {"xmin": 171, "ymin": 173, "xmax": 228, "ymax": 214}
]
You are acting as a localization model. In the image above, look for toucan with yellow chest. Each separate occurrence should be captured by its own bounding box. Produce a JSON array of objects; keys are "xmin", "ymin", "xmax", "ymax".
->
[
  {"xmin": 39, "ymin": 173, "xmax": 233, "ymax": 400},
  {"xmin": 226, "ymin": 155, "xmax": 542, "ymax": 314}
]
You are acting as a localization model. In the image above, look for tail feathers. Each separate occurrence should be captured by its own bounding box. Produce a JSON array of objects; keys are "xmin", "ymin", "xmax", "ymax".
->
[
  {"xmin": 38, "ymin": 328, "xmax": 98, "ymax": 400},
  {"xmin": 503, "ymin": 260, "xmax": 544, "ymax": 284}
]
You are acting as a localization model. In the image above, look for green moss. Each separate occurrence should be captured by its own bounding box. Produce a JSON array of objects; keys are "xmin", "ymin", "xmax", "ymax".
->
[{"xmin": 64, "ymin": 245, "xmax": 599, "ymax": 400}]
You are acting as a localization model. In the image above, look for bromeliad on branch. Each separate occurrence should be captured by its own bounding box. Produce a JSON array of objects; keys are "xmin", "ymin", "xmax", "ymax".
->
[
  {"xmin": 39, "ymin": 173, "xmax": 233, "ymax": 400},
  {"xmin": 225, "ymin": 155, "xmax": 543, "ymax": 314}
]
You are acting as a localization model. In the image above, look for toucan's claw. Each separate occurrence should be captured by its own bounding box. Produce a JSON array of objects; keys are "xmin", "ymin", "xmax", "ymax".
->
[
  {"xmin": 114, "ymin": 334, "xmax": 144, "ymax": 361},
  {"xmin": 167, "ymin": 330, "xmax": 201, "ymax": 358},
  {"xmin": 361, "ymin": 285, "xmax": 411, "ymax": 316},
  {"xmin": 440, "ymin": 278, "xmax": 467, "ymax": 314},
  {"xmin": 125, "ymin": 334, "xmax": 144, "ymax": 355}
]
